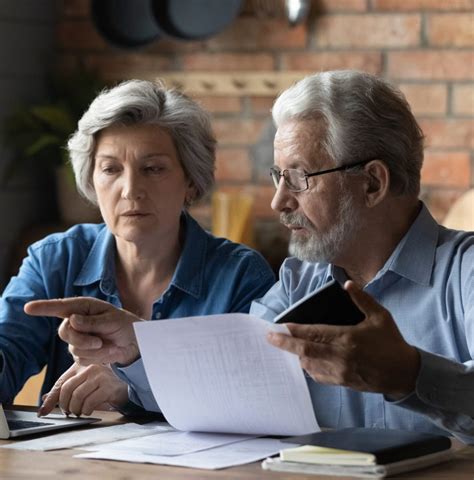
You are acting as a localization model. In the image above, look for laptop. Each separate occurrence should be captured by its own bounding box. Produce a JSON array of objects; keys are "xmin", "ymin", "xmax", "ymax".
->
[{"xmin": 0, "ymin": 403, "xmax": 100, "ymax": 439}]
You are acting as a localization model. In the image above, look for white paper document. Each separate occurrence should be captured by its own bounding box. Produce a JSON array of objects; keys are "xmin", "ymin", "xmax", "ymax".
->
[
  {"xmin": 134, "ymin": 313, "xmax": 318, "ymax": 436},
  {"xmin": 2, "ymin": 422, "xmax": 172, "ymax": 451},
  {"xmin": 76, "ymin": 438, "xmax": 297, "ymax": 470},
  {"xmin": 81, "ymin": 430, "xmax": 257, "ymax": 456}
]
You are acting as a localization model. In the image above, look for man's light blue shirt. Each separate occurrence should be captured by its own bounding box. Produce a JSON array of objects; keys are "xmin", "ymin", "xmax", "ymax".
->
[
  {"xmin": 0, "ymin": 213, "xmax": 275, "ymax": 404},
  {"xmin": 250, "ymin": 204, "xmax": 474, "ymax": 443}
]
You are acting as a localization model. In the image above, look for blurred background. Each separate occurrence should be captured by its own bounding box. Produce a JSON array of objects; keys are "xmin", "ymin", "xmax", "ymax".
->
[{"xmin": 0, "ymin": 0, "xmax": 472, "ymax": 290}]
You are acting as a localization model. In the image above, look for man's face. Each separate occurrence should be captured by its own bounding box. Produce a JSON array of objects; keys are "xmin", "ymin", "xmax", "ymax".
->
[{"xmin": 271, "ymin": 119, "xmax": 362, "ymax": 264}]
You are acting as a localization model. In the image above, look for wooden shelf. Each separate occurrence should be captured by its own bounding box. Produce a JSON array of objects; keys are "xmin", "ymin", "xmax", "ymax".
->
[{"xmin": 120, "ymin": 71, "xmax": 314, "ymax": 96}]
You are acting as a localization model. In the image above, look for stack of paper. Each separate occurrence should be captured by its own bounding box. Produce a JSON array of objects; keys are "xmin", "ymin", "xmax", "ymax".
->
[
  {"xmin": 77, "ymin": 313, "xmax": 320, "ymax": 469},
  {"xmin": 76, "ymin": 433, "xmax": 297, "ymax": 470},
  {"xmin": 1, "ymin": 422, "xmax": 173, "ymax": 451}
]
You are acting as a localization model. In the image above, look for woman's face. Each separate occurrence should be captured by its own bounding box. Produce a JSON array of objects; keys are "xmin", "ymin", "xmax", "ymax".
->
[{"xmin": 93, "ymin": 123, "xmax": 194, "ymax": 246}]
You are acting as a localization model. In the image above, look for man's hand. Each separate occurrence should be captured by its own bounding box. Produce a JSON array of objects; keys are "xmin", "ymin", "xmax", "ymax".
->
[
  {"xmin": 38, "ymin": 363, "xmax": 129, "ymax": 417},
  {"xmin": 24, "ymin": 297, "xmax": 142, "ymax": 366},
  {"xmin": 267, "ymin": 281, "xmax": 420, "ymax": 398}
]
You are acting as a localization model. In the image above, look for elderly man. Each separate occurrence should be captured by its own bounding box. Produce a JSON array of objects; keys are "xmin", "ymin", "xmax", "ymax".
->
[
  {"xmin": 26, "ymin": 71, "xmax": 473, "ymax": 443},
  {"xmin": 251, "ymin": 70, "xmax": 473, "ymax": 444}
]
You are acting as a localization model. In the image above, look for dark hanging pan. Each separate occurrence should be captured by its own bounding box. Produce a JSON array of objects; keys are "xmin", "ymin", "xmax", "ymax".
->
[
  {"xmin": 153, "ymin": 0, "xmax": 242, "ymax": 41},
  {"xmin": 91, "ymin": 0, "xmax": 161, "ymax": 48}
]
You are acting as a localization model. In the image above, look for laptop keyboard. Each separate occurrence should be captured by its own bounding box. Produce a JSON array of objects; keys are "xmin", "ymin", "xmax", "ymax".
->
[{"xmin": 8, "ymin": 419, "xmax": 54, "ymax": 431}]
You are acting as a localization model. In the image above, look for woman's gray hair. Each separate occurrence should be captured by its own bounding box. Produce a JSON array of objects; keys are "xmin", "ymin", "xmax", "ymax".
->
[
  {"xmin": 272, "ymin": 70, "xmax": 424, "ymax": 196},
  {"xmin": 68, "ymin": 79, "xmax": 216, "ymax": 205}
]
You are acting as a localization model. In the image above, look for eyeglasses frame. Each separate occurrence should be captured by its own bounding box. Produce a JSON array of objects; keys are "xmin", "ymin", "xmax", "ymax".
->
[{"xmin": 270, "ymin": 158, "xmax": 376, "ymax": 193}]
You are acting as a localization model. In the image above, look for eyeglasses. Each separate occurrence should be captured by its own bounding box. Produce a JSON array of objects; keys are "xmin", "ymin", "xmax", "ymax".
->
[{"xmin": 269, "ymin": 159, "xmax": 374, "ymax": 193}]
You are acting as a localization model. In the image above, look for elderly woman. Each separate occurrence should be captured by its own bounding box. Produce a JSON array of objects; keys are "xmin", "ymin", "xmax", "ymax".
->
[{"xmin": 0, "ymin": 80, "xmax": 275, "ymax": 416}]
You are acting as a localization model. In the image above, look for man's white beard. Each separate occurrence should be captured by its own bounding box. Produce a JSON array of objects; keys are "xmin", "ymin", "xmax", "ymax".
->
[{"xmin": 284, "ymin": 192, "xmax": 360, "ymax": 264}]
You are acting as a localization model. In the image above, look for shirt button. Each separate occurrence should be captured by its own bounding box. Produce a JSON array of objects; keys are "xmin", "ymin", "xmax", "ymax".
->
[{"xmin": 154, "ymin": 312, "xmax": 162, "ymax": 319}]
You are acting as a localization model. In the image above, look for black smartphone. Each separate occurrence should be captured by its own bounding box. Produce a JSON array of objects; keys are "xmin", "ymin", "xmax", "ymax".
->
[{"xmin": 274, "ymin": 280, "xmax": 364, "ymax": 326}]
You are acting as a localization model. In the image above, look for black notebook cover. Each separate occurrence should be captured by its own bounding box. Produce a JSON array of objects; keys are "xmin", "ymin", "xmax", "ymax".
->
[
  {"xmin": 283, "ymin": 428, "xmax": 452, "ymax": 465},
  {"xmin": 274, "ymin": 279, "xmax": 365, "ymax": 326}
]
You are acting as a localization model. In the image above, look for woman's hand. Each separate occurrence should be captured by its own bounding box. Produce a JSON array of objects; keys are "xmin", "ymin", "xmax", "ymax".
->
[
  {"xmin": 38, "ymin": 363, "xmax": 129, "ymax": 417},
  {"xmin": 25, "ymin": 297, "xmax": 142, "ymax": 366}
]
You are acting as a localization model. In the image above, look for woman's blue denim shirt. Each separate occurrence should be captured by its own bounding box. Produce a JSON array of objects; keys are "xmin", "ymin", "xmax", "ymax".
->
[{"xmin": 0, "ymin": 212, "xmax": 275, "ymax": 404}]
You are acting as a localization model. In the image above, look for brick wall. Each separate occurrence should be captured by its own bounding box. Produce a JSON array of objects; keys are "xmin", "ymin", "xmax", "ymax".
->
[{"xmin": 56, "ymin": 0, "xmax": 473, "ymax": 267}]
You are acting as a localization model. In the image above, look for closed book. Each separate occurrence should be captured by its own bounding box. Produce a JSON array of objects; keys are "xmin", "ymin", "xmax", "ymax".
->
[
  {"xmin": 280, "ymin": 445, "xmax": 380, "ymax": 466},
  {"xmin": 282, "ymin": 428, "xmax": 452, "ymax": 465},
  {"xmin": 262, "ymin": 449, "xmax": 455, "ymax": 479}
]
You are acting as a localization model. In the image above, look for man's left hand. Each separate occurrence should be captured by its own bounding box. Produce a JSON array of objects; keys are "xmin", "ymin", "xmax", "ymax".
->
[{"xmin": 267, "ymin": 281, "xmax": 420, "ymax": 398}]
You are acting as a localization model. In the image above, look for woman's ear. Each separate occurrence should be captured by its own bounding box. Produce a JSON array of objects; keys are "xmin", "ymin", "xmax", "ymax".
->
[
  {"xmin": 184, "ymin": 183, "xmax": 197, "ymax": 207},
  {"xmin": 362, "ymin": 160, "xmax": 390, "ymax": 208}
]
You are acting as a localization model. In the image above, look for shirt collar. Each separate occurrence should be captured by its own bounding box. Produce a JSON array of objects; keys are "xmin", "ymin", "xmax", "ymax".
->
[
  {"xmin": 330, "ymin": 202, "xmax": 438, "ymax": 287},
  {"xmin": 169, "ymin": 212, "xmax": 207, "ymax": 299},
  {"xmin": 74, "ymin": 225, "xmax": 116, "ymax": 290},
  {"xmin": 386, "ymin": 202, "xmax": 438, "ymax": 286},
  {"xmin": 74, "ymin": 212, "xmax": 208, "ymax": 299}
]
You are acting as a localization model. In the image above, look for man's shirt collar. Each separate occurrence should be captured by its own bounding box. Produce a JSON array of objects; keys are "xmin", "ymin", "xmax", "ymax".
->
[
  {"xmin": 331, "ymin": 202, "xmax": 438, "ymax": 287},
  {"xmin": 384, "ymin": 202, "xmax": 438, "ymax": 286}
]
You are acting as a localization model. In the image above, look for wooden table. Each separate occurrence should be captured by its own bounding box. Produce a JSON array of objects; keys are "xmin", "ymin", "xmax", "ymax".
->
[{"xmin": 1, "ymin": 411, "xmax": 473, "ymax": 480}]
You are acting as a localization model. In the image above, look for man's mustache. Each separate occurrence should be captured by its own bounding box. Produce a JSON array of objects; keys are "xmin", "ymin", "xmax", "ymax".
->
[{"xmin": 280, "ymin": 213, "xmax": 314, "ymax": 229}]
